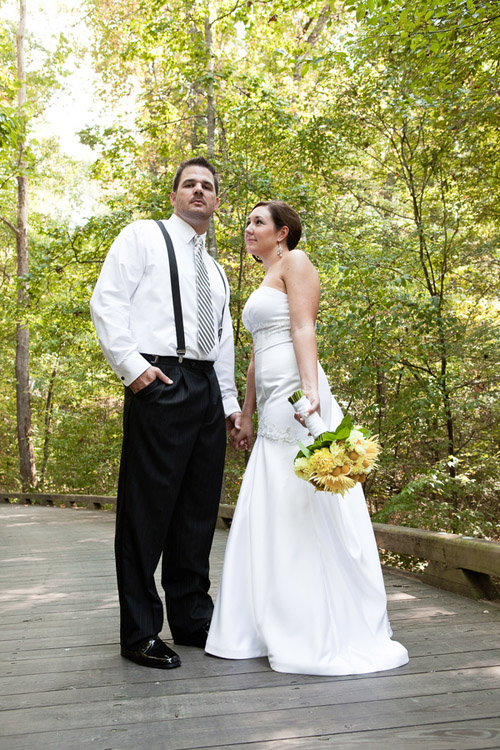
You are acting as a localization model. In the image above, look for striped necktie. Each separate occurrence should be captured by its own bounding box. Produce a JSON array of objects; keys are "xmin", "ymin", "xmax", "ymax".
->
[{"xmin": 194, "ymin": 234, "xmax": 216, "ymax": 353}]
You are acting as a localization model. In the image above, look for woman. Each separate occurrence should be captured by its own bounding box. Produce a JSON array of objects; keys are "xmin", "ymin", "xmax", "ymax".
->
[{"xmin": 205, "ymin": 201, "xmax": 408, "ymax": 675}]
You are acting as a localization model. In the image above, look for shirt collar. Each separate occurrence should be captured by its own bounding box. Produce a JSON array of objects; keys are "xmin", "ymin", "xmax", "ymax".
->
[{"xmin": 168, "ymin": 213, "xmax": 206, "ymax": 245}]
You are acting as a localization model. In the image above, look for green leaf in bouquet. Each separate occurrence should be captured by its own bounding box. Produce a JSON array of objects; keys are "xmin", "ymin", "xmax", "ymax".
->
[
  {"xmin": 295, "ymin": 432, "xmax": 330, "ymax": 460},
  {"xmin": 296, "ymin": 440, "xmax": 312, "ymax": 459},
  {"xmin": 307, "ymin": 433, "xmax": 333, "ymax": 451},
  {"xmin": 331, "ymin": 414, "xmax": 354, "ymax": 440},
  {"xmin": 316, "ymin": 431, "xmax": 336, "ymax": 446}
]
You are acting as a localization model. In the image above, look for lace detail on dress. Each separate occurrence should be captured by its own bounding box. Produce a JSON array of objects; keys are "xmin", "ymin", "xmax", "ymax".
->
[{"xmin": 257, "ymin": 420, "xmax": 299, "ymax": 444}]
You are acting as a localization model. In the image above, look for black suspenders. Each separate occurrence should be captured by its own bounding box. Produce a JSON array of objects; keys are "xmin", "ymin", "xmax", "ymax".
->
[
  {"xmin": 155, "ymin": 220, "xmax": 227, "ymax": 361},
  {"xmin": 155, "ymin": 220, "xmax": 186, "ymax": 362},
  {"xmin": 211, "ymin": 258, "xmax": 228, "ymax": 342}
]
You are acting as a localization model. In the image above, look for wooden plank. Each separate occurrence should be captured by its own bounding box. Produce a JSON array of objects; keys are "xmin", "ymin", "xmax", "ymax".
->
[
  {"xmin": 193, "ymin": 718, "xmax": 500, "ymax": 750},
  {"xmin": 2, "ymin": 689, "xmax": 500, "ymax": 749},
  {"xmin": 2, "ymin": 664, "xmax": 500, "ymax": 722},
  {"xmin": 2, "ymin": 647, "xmax": 499, "ymax": 705},
  {"xmin": 0, "ymin": 660, "xmax": 498, "ymax": 713}
]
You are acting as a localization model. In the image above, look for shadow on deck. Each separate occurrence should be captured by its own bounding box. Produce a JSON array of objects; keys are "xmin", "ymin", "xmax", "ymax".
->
[{"xmin": 1, "ymin": 504, "xmax": 500, "ymax": 750}]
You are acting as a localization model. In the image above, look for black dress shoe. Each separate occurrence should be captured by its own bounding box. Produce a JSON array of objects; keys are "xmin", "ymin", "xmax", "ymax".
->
[
  {"xmin": 173, "ymin": 621, "xmax": 211, "ymax": 648},
  {"xmin": 121, "ymin": 637, "xmax": 181, "ymax": 669}
]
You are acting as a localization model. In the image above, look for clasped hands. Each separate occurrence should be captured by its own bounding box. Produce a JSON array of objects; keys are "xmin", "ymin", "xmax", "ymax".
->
[{"xmin": 226, "ymin": 413, "xmax": 253, "ymax": 451}]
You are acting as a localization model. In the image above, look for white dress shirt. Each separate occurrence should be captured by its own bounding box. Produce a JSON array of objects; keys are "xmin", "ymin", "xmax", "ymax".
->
[{"xmin": 90, "ymin": 213, "xmax": 240, "ymax": 417}]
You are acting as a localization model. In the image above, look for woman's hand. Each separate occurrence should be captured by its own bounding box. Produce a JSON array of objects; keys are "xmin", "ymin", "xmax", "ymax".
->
[
  {"xmin": 293, "ymin": 388, "xmax": 320, "ymax": 428},
  {"xmin": 230, "ymin": 413, "xmax": 254, "ymax": 451}
]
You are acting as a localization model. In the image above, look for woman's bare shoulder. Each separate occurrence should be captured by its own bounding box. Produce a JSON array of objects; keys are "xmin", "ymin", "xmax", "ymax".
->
[{"xmin": 283, "ymin": 249, "xmax": 319, "ymax": 279}]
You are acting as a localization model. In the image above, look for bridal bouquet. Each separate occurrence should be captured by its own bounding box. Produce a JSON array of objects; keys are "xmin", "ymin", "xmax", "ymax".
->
[{"xmin": 288, "ymin": 390, "xmax": 381, "ymax": 497}]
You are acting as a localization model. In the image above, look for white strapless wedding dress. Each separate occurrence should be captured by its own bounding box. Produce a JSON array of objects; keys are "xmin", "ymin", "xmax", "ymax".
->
[{"xmin": 206, "ymin": 286, "xmax": 409, "ymax": 675}]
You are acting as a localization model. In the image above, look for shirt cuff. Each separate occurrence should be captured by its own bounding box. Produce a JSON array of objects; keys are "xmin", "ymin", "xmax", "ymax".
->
[
  {"xmin": 222, "ymin": 396, "xmax": 240, "ymax": 419},
  {"xmin": 114, "ymin": 351, "xmax": 151, "ymax": 386}
]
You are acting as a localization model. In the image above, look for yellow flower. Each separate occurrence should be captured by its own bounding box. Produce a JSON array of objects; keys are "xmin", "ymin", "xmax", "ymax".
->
[
  {"xmin": 350, "ymin": 456, "xmax": 366, "ymax": 475},
  {"xmin": 293, "ymin": 456, "xmax": 312, "ymax": 481},
  {"xmin": 329, "ymin": 441, "xmax": 346, "ymax": 467},
  {"xmin": 312, "ymin": 473, "xmax": 356, "ymax": 497},
  {"xmin": 364, "ymin": 436, "xmax": 381, "ymax": 465},
  {"xmin": 309, "ymin": 447, "xmax": 335, "ymax": 476}
]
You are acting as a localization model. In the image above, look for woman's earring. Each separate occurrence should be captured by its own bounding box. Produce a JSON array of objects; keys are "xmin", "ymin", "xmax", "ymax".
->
[{"xmin": 277, "ymin": 242, "xmax": 283, "ymax": 258}]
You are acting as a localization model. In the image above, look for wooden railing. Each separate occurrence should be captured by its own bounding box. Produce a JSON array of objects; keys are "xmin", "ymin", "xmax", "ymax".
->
[
  {"xmin": 2, "ymin": 491, "xmax": 499, "ymax": 601},
  {"xmin": 1, "ymin": 491, "xmax": 117, "ymax": 510},
  {"xmin": 372, "ymin": 522, "xmax": 500, "ymax": 602}
]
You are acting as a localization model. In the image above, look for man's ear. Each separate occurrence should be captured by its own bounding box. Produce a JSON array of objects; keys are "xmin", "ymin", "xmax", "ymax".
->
[{"xmin": 170, "ymin": 191, "xmax": 176, "ymax": 207}]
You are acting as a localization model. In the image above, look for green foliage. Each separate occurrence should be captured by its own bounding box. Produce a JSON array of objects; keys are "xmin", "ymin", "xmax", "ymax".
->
[
  {"xmin": 223, "ymin": 448, "xmax": 248, "ymax": 506},
  {"xmin": 0, "ymin": 106, "xmax": 21, "ymax": 149},
  {"xmin": 373, "ymin": 458, "xmax": 499, "ymax": 538}
]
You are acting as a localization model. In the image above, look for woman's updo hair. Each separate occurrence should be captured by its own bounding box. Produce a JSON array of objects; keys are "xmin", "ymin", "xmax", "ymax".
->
[{"xmin": 253, "ymin": 200, "xmax": 302, "ymax": 250}]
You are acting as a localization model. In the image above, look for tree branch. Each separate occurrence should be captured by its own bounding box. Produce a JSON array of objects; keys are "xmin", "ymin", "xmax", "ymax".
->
[
  {"xmin": 294, "ymin": 2, "xmax": 331, "ymax": 81},
  {"xmin": 0, "ymin": 214, "xmax": 19, "ymax": 236}
]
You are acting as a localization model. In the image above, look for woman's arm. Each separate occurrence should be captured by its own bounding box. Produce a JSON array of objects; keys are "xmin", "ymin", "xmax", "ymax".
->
[
  {"xmin": 282, "ymin": 251, "xmax": 321, "ymax": 415},
  {"xmin": 233, "ymin": 348, "xmax": 256, "ymax": 450}
]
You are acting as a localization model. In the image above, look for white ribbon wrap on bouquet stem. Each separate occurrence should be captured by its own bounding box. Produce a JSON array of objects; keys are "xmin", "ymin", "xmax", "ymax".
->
[{"xmin": 289, "ymin": 392, "xmax": 328, "ymax": 439}]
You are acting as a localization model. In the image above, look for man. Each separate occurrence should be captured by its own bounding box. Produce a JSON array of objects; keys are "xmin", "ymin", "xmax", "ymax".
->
[{"xmin": 90, "ymin": 157, "xmax": 240, "ymax": 669}]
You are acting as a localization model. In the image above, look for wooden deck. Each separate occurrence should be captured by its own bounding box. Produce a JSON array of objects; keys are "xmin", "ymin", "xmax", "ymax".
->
[{"xmin": 1, "ymin": 504, "xmax": 500, "ymax": 750}]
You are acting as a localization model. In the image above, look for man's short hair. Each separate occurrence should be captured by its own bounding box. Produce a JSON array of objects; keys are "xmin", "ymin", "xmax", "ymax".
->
[{"xmin": 172, "ymin": 157, "xmax": 219, "ymax": 195}]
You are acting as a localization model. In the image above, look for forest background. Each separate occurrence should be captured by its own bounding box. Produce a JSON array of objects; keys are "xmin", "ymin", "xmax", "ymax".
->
[{"xmin": 1, "ymin": 0, "xmax": 499, "ymax": 551}]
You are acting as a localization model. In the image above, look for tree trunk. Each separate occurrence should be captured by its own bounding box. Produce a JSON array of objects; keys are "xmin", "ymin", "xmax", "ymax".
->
[
  {"xmin": 204, "ymin": 13, "xmax": 218, "ymax": 260},
  {"xmin": 293, "ymin": 2, "xmax": 331, "ymax": 82},
  {"xmin": 375, "ymin": 362, "xmax": 387, "ymax": 436},
  {"xmin": 39, "ymin": 362, "xmax": 59, "ymax": 489},
  {"xmin": 438, "ymin": 323, "xmax": 456, "ymax": 478},
  {"xmin": 16, "ymin": 0, "xmax": 37, "ymax": 490}
]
